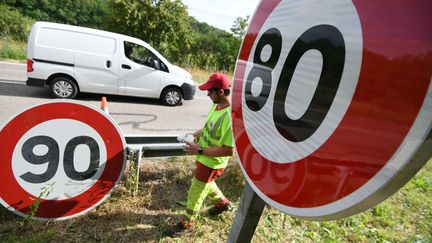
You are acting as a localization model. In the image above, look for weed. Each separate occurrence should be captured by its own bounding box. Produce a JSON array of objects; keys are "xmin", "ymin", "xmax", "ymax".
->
[
  {"xmin": 125, "ymin": 148, "xmax": 139, "ymax": 196},
  {"xmin": 371, "ymin": 204, "xmax": 389, "ymax": 217},
  {"xmin": 411, "ymin": 176, "xmax": 431, "ymax": 191},
  {"xmin": 23, "ymin": 182, "xmax": 55, "ymax": 224}
]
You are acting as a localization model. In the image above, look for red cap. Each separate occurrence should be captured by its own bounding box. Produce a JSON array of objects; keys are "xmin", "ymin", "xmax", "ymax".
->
[{"xmin": 198, "ymin": 73, "xmax": 230, "ymax": 91}]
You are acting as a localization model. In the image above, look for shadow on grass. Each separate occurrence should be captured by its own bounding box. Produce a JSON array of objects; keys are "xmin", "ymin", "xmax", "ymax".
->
[
  {"xmin": 0, "ymin": 209, "xmax": 177, "ymax": 242},
  {"xmin": 0, "ymin": 206, "xmax": 21, "ymax": 223}
]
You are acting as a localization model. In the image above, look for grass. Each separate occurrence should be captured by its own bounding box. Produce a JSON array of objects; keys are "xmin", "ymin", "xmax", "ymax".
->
[
  {"xmin": 185, "ymin": 67, "xmax": 233, "ymax": 84},
  {"xmin": 0, "ymin": 38, "xmax": 27, "ymax": 61},
  {"xmin": 186, "ymin": 67, "xmax": 213, "ymax": 84},
  {"xmin": 0, "ymin": 156, "xmax": 430, "ymax": 242}
]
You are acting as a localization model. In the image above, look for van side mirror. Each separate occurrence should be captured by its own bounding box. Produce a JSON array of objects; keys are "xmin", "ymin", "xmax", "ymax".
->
[{"xmin": 153, "ymin": 60, "xmax": 160, "ymax": 70}]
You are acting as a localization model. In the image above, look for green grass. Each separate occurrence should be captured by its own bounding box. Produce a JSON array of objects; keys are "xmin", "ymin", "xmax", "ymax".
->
[
  {"xmin": 0, "ymin": 38, "xmax": 26, "ymax": 61},
  {"xmin": 251, "ymin": 159, "xmax": 432, "ymax": 243},
  {"xmin": 0, "ymin": 157, "xmax": 430, "ymax": 242}
]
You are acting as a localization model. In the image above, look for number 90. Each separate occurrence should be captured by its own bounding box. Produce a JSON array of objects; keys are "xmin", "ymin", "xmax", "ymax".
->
[{"xmin": 20, "ymin": 135, "xmax": 100, "ymax": 183}]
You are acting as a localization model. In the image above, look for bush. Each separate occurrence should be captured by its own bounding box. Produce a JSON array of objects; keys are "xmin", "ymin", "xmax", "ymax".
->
[
  {"xmin": 0, "ymin": 4, "xmax": 34, "ymax": 41},
  {"xmin": 0, "ymin": 38, "xmax": 27, "ymax": 60}
]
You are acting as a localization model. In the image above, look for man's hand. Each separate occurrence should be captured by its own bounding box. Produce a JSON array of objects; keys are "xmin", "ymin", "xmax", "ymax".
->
[
  {"xmin": 184, "ymin": 143, "xmax": 201, "ymax": 155},
  {"xmin": 193, "ymin": 129, "xmax": 202, "ymax": 141}
]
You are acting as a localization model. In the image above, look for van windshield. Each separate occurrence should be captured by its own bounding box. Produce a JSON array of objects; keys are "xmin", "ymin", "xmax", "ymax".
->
[{"xmin": 124, "ymin": 41, "xmax": 168, "ymax": 72}]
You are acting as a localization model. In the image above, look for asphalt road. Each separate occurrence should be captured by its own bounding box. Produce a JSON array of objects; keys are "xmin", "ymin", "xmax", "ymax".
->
[{"xmin": 0, "ymin": 61, "xmax": 212, "ymax": 135}]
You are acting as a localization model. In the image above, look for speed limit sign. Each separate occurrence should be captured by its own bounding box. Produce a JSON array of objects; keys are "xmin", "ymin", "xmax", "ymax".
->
[
  {"xmin": 0, "ymin": 101, "xmax": 126, "ymax": 220},
  {"xmin": 232, "ymin": 0, "xmax": 432, "ymax": 220}
]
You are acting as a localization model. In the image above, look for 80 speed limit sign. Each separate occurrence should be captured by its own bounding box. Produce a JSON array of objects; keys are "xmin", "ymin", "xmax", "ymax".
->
[
  {"xmin": 232, "ymin": 0, "xmax": 432, "ymax": 220},
  {"xmin": 0, "ymin": 101, "xmax": 126, "ymax": 220}
]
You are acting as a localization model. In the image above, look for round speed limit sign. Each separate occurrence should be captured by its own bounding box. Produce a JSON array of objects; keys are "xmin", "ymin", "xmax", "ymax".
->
[
  {"xmin": 0, "ymin": 101, "xmax": 126, "ymax": 220},
  {"xmin": 232, "ymin": 0, "xmax": 432, "ymax": 220}
]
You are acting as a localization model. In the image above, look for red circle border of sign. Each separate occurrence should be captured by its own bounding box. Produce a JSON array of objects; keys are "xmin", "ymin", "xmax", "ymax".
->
[
  {"xmin": 0, "ymin": 102, "xmax": 125, "ymax": 219},
  {"xmin": 232, "ymin": 0, "xmax": 432, "ymax": 208}
]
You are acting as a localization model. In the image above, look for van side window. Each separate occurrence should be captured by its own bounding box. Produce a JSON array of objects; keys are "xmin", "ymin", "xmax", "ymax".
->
[
  {"xmin": 159, "ymin": 59, "xmax": 169, "ymax": 73},
  {"xmin": 124, "ymin": 41, "xmax": 168, "ymax": 72}
]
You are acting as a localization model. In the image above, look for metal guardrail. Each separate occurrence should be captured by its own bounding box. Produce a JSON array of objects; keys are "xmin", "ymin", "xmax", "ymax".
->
[
  {"xmin": 124, "ymin": 135, "xmax": 187, "ymax": 194},
  {"xmin": 125, "ymin": 135, "xmax": 186, "ymax": 158}
]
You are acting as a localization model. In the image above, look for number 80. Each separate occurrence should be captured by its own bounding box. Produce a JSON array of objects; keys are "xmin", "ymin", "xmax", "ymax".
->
[{"xmin": 245, "ymin": 24, "xmax": 345, "ymax": 142}]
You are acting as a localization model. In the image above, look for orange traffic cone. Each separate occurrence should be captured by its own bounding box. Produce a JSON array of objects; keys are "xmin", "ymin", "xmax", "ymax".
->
[{"xmin": 101, "ymin": 96, "xmax": 109, "ymax": 114}]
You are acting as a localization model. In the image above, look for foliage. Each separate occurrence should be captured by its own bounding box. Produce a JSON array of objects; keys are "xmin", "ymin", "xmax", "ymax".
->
[
  {"xmin": 125, "ymin": 149, "xmax": 139, "ymax": 197},
  {"xmin": 3, "ymin": 0, "xmax": 110, "ymax": 29},
  {"xmin": 104, "ymin": 0, "xmax": 193, "ymax": 66},
  {"xmin": 231, "ymin": 15, "xmax": 250, "ymax": 39},
  {"xmin": 0, "ymin": 4, "xmax": 34, "ymax": 41},
  {"xmin": 25, "ymin": 182, "xmax": 55, "ymax": 224},
  {"xmin": 188, "ymin": 17, "xmax": 241, "ymax": 71}
]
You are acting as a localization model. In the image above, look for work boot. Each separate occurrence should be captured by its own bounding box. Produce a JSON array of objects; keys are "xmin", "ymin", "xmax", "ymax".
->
[
  {"xmin": 208, "ymin": 201, "xmax": 232, "ymax": 216},
  {"xmin": 164, "ymin": 219, "xmax": 193, "ymax": 237}
]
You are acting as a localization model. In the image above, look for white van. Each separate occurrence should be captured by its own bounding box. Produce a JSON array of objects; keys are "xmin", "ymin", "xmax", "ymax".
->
[{"xmin": 26, "ymin": 21, "xmax": 195, "ymax": 106}]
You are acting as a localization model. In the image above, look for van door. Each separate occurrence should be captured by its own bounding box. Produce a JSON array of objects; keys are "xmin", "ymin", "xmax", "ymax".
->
[
  {"xmin": 118, "ymin": 41, "xmax": 164, "ymax": 98},
  {"xmin": 72, "ymin": 32, "xmax": 119, "ymax": 94}
]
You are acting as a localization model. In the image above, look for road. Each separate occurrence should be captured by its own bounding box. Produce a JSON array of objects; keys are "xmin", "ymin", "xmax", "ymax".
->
[{"xmin": 0, "ymin": 61, "xmax": 212, "ymax": 135}]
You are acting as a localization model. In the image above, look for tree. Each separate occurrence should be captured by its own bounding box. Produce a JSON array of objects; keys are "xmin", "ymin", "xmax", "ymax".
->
[
  {"xmin": 188, "ymin": 17, "xmax": 241, "ymax": 71},
  {"xmin": 3, "ymin": 0, "xmax": 243, "ymax": 71},
  {"xmin": 3, "ymin": 0, "xmax": 110, "ymax": 29},
  {"xmin": 230, "ymin": 15, "xmax": 249, "ymax": 39},
  {"xmin": 105, "ymin": 0, "xmax": 192, "ymax": 65},
  {"xmin": 0, "ymin": 4, "xmax": 34, "ymax": 41}
]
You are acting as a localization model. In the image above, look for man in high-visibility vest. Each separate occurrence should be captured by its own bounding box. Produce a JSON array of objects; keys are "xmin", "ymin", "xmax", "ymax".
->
[{"xmin": 165, "ymin": 73, "xmax": 234, "ymax": 237}]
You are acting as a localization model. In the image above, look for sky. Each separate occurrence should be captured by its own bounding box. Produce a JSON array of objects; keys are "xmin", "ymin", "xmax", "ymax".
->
[{"xmin": 181, "ymin": 0, "xmax": 261, "ymax": 33}]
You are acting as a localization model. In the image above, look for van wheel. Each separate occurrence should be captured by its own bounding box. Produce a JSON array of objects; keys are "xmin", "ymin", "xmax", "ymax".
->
[
  {"xmin": 161, "ymin": 87, "xmax": 183, "ymax": 106},
  {"xmin": 50, "ymin": 77, "xmax": 79, "ymax": 99}
]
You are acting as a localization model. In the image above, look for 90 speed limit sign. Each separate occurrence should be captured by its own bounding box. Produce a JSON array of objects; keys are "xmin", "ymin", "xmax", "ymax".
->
[
  {"xmin": 0, "ymin": 101, "xmax": 126, "ymax": 220},
  {"xmin": 232, "ymin": 0, "xmax": 432, "ymax": 220}
]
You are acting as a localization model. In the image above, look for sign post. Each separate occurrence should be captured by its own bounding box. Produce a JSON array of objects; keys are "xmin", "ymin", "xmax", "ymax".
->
[
  {"xmin": 0, "ymin": 100, "xmax": 126, "ymax": 220},
  {"xmin": 227, "ymin": 182, "xmax": 265, "ymax": 243},
  {"xmin": 230, "ymin": 0, "xmax": 431, "ymax": 240}
]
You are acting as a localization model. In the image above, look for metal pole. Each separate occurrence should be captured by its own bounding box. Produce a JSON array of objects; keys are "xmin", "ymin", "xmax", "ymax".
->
[
  {"xmin": 135, "ymin": 147, "xmax": 143, "ymax": 195},
  {"xmin": 227, "ymin": 182, "xmax": 266, "ymax": 243}
]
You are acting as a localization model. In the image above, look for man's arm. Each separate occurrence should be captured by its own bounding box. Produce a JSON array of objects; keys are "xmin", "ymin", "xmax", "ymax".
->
[{"xmin": 184, "ymin": 143, "xmax": 233, "ymax": 157}]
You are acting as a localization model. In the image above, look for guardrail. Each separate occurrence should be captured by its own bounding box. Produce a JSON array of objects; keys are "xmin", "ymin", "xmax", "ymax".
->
[
  {"xmin": 124, "ymin": 135, "xmax": 187, "ymax": 194},
  {"xmin": 125, "ymin": 135, "xmax": 186, "ymax": 158}
]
